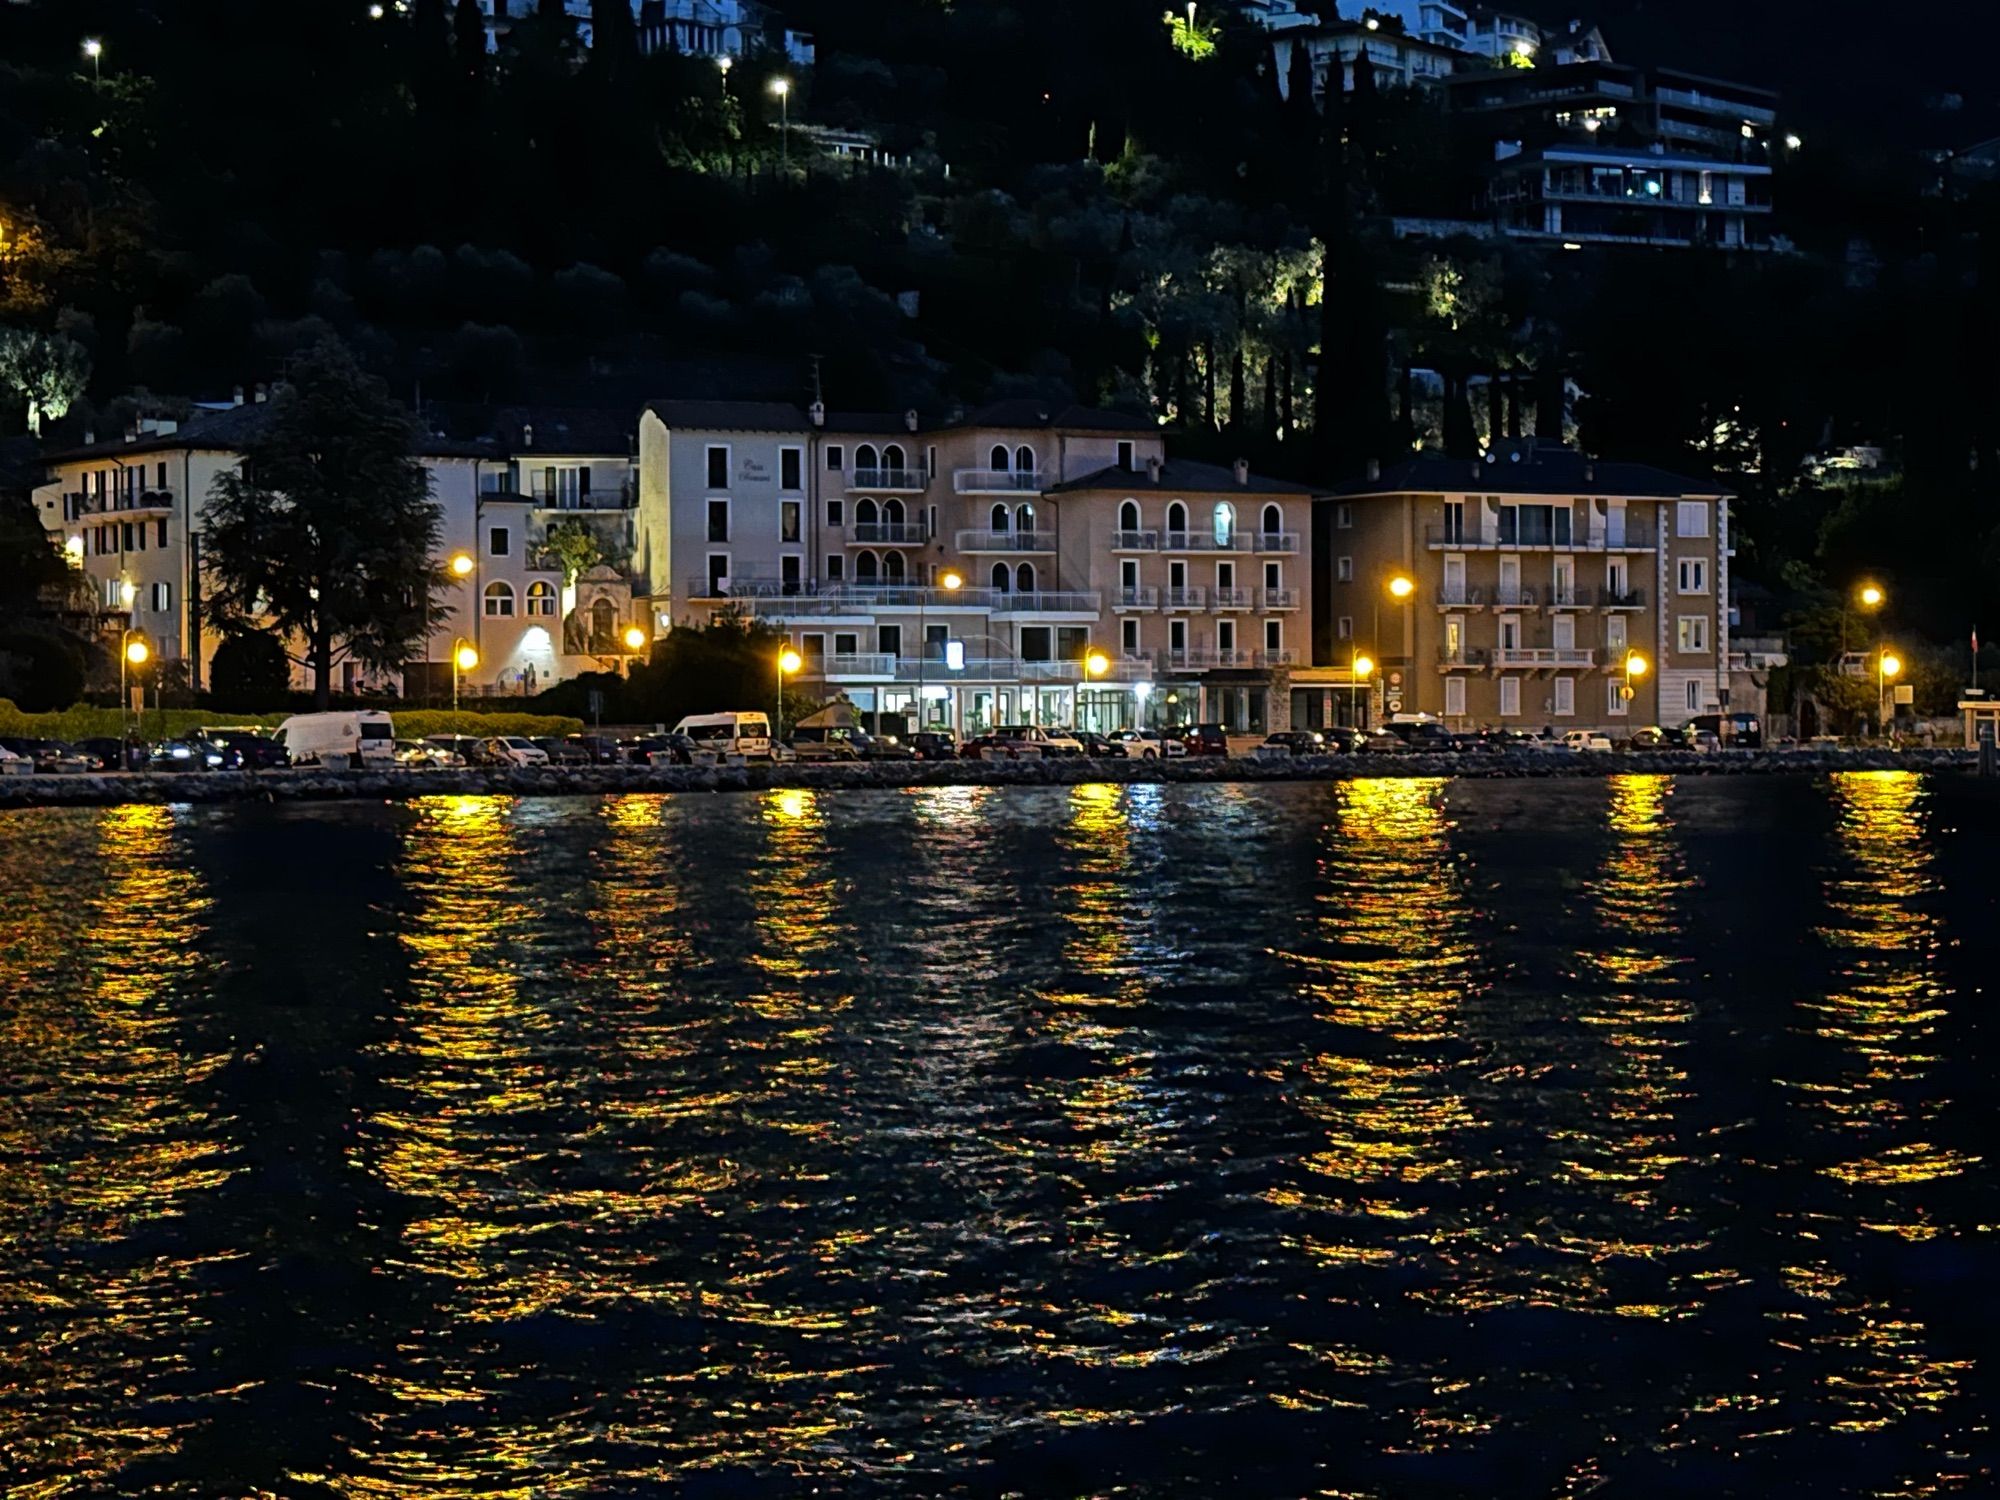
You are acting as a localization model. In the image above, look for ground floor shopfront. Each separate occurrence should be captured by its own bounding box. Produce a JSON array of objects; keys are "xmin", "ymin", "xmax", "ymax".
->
[{"xmin": 811, "ymin": 673, "xmax": 1284, "ymax": 736}]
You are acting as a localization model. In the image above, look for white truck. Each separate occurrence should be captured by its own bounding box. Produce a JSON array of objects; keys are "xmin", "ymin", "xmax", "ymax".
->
[{"xmin": 274, "ymin": 711, "xmax": 397, "ymax": 769}]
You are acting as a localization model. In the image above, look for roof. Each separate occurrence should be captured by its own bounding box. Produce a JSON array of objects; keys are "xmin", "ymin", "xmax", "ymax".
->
[
  {"xmin": 1323, "ymin": 451, "xmax": 1731, "ymax": 500},
  {"xmin": 1050, "ymin": 459, "xmax": 1324, "ymax": 497},
  {"xmin": 44, "ymin": 401, "xmax": 489, "ymax": 465},
  {"xmin": 440, "ymin": 404, "xmax": 635, "ymax": 457},
  {"xmin": 951, "ymin": 400, "xmax": 1155, "ymax": 434},
  {"xmin": 645, "ymin": 399, "xmax": 810, "ymax": 433}
]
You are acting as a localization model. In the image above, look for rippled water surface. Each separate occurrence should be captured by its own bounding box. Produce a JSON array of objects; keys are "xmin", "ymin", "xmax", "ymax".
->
[{"xmin": 2, "ymin": 774, "xmax": 1997, "ymax": 1497}]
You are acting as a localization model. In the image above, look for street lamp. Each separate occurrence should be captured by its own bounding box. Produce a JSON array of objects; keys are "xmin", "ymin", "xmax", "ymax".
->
[
  {"xmin": 1352, "ymin": 652, "xmax": 1374, "ymax": 727},
  {"xmin": 1841, "ymin": 580, "xmax": 1885, "ymax": 659},
  {"xmin": 82, "ymin": 38, "xmax": 102, "ymax": 84},
  {"xmin": 1878, "ymin": 648, "xmax": 1901, "ymax": 739},
  {"xmin": 1372, "ymin": 573, "xmax": 1414, "ymax": 722},
  {"xmin": 718, "ymin": 54, "xmax": 733, "ymax": 96},
  {"xmin": 450, "ymin": 552, "xmax": 475, "ymax": 579},
  {"xmin": 452, "ymin": 638, "xmax": 478, "ymax": 713},
  {"xmin": 1621, "ymin": 650, "xmax": 1647, "ymax": 716},
  {"xmin": 915, "ymin": 567, "xmax": 961, "ymax": 732},
  {"xmin": 777, "ymin": 646, "xmax": 803, "ymax": 741},
  {"xmin": 120, "ymin": 631, "xmax": 150, "ymax": 754},
  {"xmin": 771, "ymin": 77, "xmax": 791, "ymax": 171}
]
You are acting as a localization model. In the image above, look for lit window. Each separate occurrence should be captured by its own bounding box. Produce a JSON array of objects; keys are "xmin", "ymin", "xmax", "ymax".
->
[
  {"xmin": 526, "ymin": 581, "xmax": 557, "ymax": 616},
  {"xmin": 484, "ymin": 582, "xmax": 516, "ymax": 617},
  {"xmin": 1676, "ymin": 501, "xmax": 1709, "ymax": 538}
]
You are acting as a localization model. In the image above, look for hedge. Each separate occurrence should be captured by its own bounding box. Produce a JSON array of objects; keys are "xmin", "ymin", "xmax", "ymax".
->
[{"xmin": 0, "ymin": 702, "xmax": 583, "ymax": 741}]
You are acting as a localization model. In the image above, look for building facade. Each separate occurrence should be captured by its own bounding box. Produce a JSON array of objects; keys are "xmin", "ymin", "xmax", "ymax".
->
[
  {"xmin": 633, "ymin": 401, "xmax": 1316, "ymax": 735},
  {"xmin": 1312, "ymin": 448, "xmax": 1733, "ymax": 732}
]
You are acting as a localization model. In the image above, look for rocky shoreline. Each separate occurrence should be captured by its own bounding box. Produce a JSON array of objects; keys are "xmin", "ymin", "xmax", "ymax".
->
[{"xmin": 0, "ymin": 747, "xmax": 1982, "ymax": 808}]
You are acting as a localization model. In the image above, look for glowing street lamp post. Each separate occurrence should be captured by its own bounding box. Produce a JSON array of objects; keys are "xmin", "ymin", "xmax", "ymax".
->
[
  {"xmin": 452, "ymin": 639, "xmax": 478, "ymax": 714},
  {"xmin": 1877, "ymin": 649, "xmax": 1901, "ymax": 741},
  {"xmin": 771, "ymin": 77, "xmax": 791, "ymax": 172},
  {"xmin": 1082, "ymin": 649, "xmax": 1110, "ymax": 735},
  {"xmin": 120, "ymin": 631, "xmax": 149, "ymax": 761},
  {"xmin": 1841, "ymin": 581, "xmax": 1885, "ymax": 660},
  {"xmin": 82, "ymin": 37, "xmax": 102, "ymax": 85},
  {"xmin": 777, "ymin": 647, "xmax": 803, "ymax": 741},
  {"xmin": 1376, "ymin": 573, "xmax": 1415, "ymax": 724},
  {"xmin": 915, "ymin": 569, "xmax": 962, "ymax": 733},
  {"xmin": 1351, "ymin": 652, "xmax": 1375, "ymax": 727}
]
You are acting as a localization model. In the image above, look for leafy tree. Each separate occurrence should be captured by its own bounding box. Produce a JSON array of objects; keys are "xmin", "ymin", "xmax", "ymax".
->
[
  {"xmin": 202, "ymin": 341, "xmax": 447, "ymax": 710},
  {"xmin": 539, "ymin": 518, "xmax": 606, "ymax": 587},
  {"xmin": 0, "ymin": 493, "xmax": 70, "ymax": 617},
  {"xmin": 207, "ymin": 632, "xmax": 293, "ymax": 710},
  {"xmin": 0, "ymin": 627, "xmax": 85, "ymax": 712},
  {"xmin": 0, "ymin": 327, "xmax": 90, "ymax": 436}
]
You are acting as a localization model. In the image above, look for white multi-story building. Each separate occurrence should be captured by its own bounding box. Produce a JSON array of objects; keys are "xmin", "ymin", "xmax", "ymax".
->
[
  {"xmin": 478, "ymin": 0, "xmax": 814, "ymax": 67},
  {"xmin": 34, "ymin": 400, "xmax": 644, "ymax": 698},
  {"xmin": 633, "ymin": 400, "xmax": 1320, "ymax": 735}
]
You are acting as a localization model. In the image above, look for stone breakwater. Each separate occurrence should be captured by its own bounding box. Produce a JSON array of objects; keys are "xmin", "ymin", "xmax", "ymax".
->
[{"xmin": 0, "ymin": 748, "xmax": 1980, "ymax": 809}]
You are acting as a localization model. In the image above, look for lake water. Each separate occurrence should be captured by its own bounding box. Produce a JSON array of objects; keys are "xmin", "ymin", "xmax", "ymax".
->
[{"xmin": 1, "ymin": 775, "xmax": 1996, "ymax": 1498}]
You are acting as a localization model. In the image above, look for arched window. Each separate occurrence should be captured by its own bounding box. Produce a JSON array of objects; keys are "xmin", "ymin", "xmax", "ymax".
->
[
  {"xmin": 1014, "ymin": 503, "xmax": 1035, "ymax": 534},
  {"xmin": 483, "ymin": 581, "xmax": 515, "ymax": 617},
  {"xmin": 991, "ymin": 562, "xmax": 1010, "ymax": 592},
  {"xmin": 884, "ymin": 551, "xmax": 907, "ymax": 581},
  {"xmin": 1015, "ymin": 562, "xmax": 1036, "ymax": 593},
  {"xmin": 855, "ymin": 550, "xmax": 880, "ymax": 583},
  {"xmin": 1014, "ymin": 445, "xmax": 1035, "ymax": 475},
  {"xmin": 1261, "ymin": 503, "xmax": 1282, "ymax": 538},
  {"xmin": 855, "ymin": 443, "xmax": 879, "ymax": 472},
  {"xmin": 855, "ymin": 498, "xmax": 879, "ymax": 526},
  {"xmin": 526, "ymin": 581, "xmax": 557, "ymax": 616},
  {"xmin": 990, "ymin": 503, "xmax": 1010, "ymax": 532},
  {"xmin": 1166, "ymin": 500, "xmax": 1187, "ymax": 536},
  {"xmin": 1118, "ymin": 499, "xmax": 1140, "ymax": 533},
  {"xmin": 1213, "ymin": 501, "xmax": 1236, "ymax": 546},
  {"xmin": 883, "ymin": 443, "xmax": 906, "ymax": 472},
  {"xmin": 590, "ymin": 597, "xmax": 617, "ymax": 646},
  {"xmin": 990, "ymin": 444, "xmax": 1010, "ymax": 471},
  {"xmin": 883, "ymin": 498, "xmax": 905, "ymax": 525}
]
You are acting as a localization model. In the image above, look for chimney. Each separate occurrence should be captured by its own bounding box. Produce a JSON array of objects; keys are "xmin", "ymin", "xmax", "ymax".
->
[
  {"xmin": 904, "ymin": 408, "xmax": 919, "ymax": 432},
  {"xmin": 1584, "ymin": 461, "xmax": 1596, "ymax": 483},
  {"xmin": 1366, "ymin": 457, "xmax": 1381, "ymax": 481},
  {"xmin": 809, "ymin": 401, "xmax": 826, "ymax": 428},
  {"xmin": 1145, "ymin": 455, "xmax": 1163, "ymax": 484},
  {"xmin": 232, "ymin": 385, "xmax": 245, "ymax": 407},
  {"xmin": 523, "ymin": 423, "xmax": 534, "ymax": 449},
  {"xmin": 1233, "ymin": 458, "xmax": 1250, "ymax": 486},
  {"xmin": 254, "ymin": 383, "xmax": 269, "ymax": 404},
  {"xmin": 83, "ymin": 426, "xmax": 95, "ymax": 445}
]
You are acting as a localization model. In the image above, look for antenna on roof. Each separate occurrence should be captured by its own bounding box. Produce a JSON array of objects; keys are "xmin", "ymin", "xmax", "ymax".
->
[{"xmin": 809, "ymin": 353, "xmax": 824, "ymax": 409}]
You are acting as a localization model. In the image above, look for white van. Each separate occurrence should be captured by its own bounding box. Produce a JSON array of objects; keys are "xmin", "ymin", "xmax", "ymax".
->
[
  {"xmin": 275, "ymin": 710, "xmax": 396, "ymax": 769},
  {"xmin": 672, "ymin": 711, "xmax": 773, "ymax": 760}
]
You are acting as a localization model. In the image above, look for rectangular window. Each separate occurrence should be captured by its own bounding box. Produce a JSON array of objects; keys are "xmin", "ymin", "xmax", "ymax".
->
[
  {"xmin": 1264, "ymin": 561, "xmax": 1281, "ymax": 589},
  {"xmin": 1168, "ymin": 560, "xmax": 1187, "ymax": 590},
  {"xmin": 156, "ymin": 461, "xmax": 168, "ymax": 488},
  {"xmin": 706, "ymin": 446, "xmax": 729, "ymax": 489},
  {"xmin": 122, "ymin": 523, "xmax": 134, "ymax": 552},
  {"xmin": 1020, "ymin": 626, "xmax": 1053, "ymax": 662},
  {"xmin": 927, "ymin": 446, "xmax": 939, "ymax": 480},
  {"xmin": 835, "ymin": 632, "xmax": 859, "ymax": 655},
  {"xmin": 826, "ymin": 445, "xmax": 844, "ymax": 471},
  {"xmin": 1606, "ymin": 616, "xmax": 1627, "ymax": 653},
  {"xmin": 489, "ymin": 526, "xmax": 510, "ymax": 557},
  {"xmin": 1117, "ymin": 440, "xmax": 1135, "ymax": 468},
  {"xmin": 1169, "ymin": 618, "xmax": 1188, "ymax": 652},
  {"xmin": 1120, "ymin": 559, "xmax": 1139, "ymax": 588},
  {"xmin": 1677, "ymin": 615, "xmax": 1709, "ymax": 653},
  {"xmin": 136, "ymin": 523, "xmax": 146, "ymax": 551},
  {"xmin": 879, "ymin": 624, "xmax": 904, "ymax": 657},
  {"xmin": 1336, "ymin": 556, "xmax": 1354, "ymax": 583},
  {"xmin": 1442, "ymin": 500, "xmax": 1465, "ymax": 543},
  {"xmin": 780, "ymin": 447, "xmax": 803, "ymax": 491},
  {"xmin": 1686, "ymin": 680, "xmax": 1703, "ymax": 711},
  {"xmin": 780, "ymin": 501, "xmax": 801, "ymax": 543},
  {"xmin": 707, "ymin": 554, "xmax": 730, "ymax": 594},
  {"xmin": 1444, "ymin": 677, "xmax": 1466, "ymax": 716},
  {"xmin": 1676, "ymin": 501, "xmax": 1709, "ymax": 538},
  {"xmin": 151, "ymin": 581, "xmax": 172, "ymax": 612},
  {"xmin": 1677, "ymin": 557, "xmax": 1708, "ymax": 593},
  {"xmin": 1337, "ymin": 615, "xmax": 1353, "ymax": 640},
  {"xmin": 1336, "ymin": 502, "xmax": 1353, "ymax": 529},
  {"xmin": 1122, "ymin": 618, "xmax": 1140, "ymax": 653},
  {"xmin": 826, "ymin": 555, "xmax": 845, "ymax": 582},
  {"xmin": 780, "ymin": 555, "xmax": 802, "ymax": 593},
  {"xmin": 156, "ymin": 519, "xmax": 168, "ymax": 548},
  {"xmin": 1608, "ymin": 679, "xmax": 1629, "ymax": 716},
  {"xmin": 707, "ymin": 500, "xmax": 729, "ymax": 543},
  {"xmin": 1217, "ymin": 620, "xmax": 1236, "ymax": 653},
  {"xmin": 801, "ymin": 633, "xmax": 826, "ymax": 661},
  {"xmin": 1554, "ymin": 677, "xmax": 1575, "ymax": 716},
  {"xmin": 826, "ymin": 498, "xmax": 844, "ymax": 527},
  {"xmin": 1217, "ymin": 561, "xmax": 1236, "ymax": 589},
  {"xmin": 1264, "ymin": 619, "xmax": 1282, "ymax": 652},
  {"xmin": 1500, "ymin": 677, "xmax": 1521, "ymax": 717}
]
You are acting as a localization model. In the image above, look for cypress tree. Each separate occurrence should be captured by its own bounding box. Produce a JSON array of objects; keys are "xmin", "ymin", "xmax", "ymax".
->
[{"xmin": 452, "ymin": 0, "xmax": 488, "ymax": 85}]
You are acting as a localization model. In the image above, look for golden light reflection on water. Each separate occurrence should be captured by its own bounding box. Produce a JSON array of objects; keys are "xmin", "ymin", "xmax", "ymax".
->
[{"xmin": 0, "ymin": 806, "xmax": 232, "ymax": 1491}]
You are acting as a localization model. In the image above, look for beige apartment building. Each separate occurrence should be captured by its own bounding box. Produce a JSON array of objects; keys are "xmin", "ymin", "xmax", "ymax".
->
[{"xmin": 1312, "ymin": 449, "xmax": 1733, "ymax": 731}]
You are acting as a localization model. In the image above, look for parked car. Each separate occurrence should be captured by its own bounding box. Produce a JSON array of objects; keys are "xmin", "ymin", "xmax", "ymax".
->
[
  {"xmin": 424, "ymin": 734, "xmax": 487, "ymax": 766},
  {"xmin": 73, "ymin": 736, "xmax": 147, "ymax": 772},
  {"xmin": 197, "ymin": 727, "xmax": 290, "ymax": 770},
  {"xmin": 1071, "ymin": 731, "xmax": 1121, "ymax": 758},
  {"xmin": 1685, "ymin": 712, "xmax": 1763, "ymax": 748},
  {"xmin": 1561, "ymin": 729, "xmax": 1616, "ymax": 753},
  {"xmin": 0, "ymin": 737, "xmax": 95, "ymax": 773},
  {"xmin": 394, "ymin": 738, "xmax": 456, "ymax": 769},
  {"xmin": 963, "ymin": 726, "xmax": 1058, "ymax": 760},
  {"xmin": 1676, "ymin": 726, "xmax": 1723, "ymax": 754},
  {"xmin": 274, "ymin": 710, "xmax": 395, "ymax": 769},
  {"xmin": 1357, "ymin": 729, "xmax": 1410, "ymax": 754},
  {"xmin": 478, "ymin": 735, "xmax": 550, "ymax": 768},
  {"xmin": 566, "ymin": 734, "xmax": 625, "ymax": 765},
  {"xmin": 148, "ymin": 738, "xmax": 227, "ymax": 772},
  {"xmin": 789, "ymin": 735, "xmax": 861, "ymax": 762},
  {"xmin": 910, "ymin": 730, "xmax": 960, "ymax": 761},
  {"xmin": 860, "ymin": 730, "xmax": 916, "ymax": 761},
  {"xmin": 1107, "ymin": 729, "xmax": 1186, "ymax": 759},
  {"xmin": 1015, "ymin": 726, "xmax": 1083, "ymax": 757},
  {"xmin": 1320, "ymin": 726, "xmax": 1370, "ymax": 754},
  {"xmin": 1625, "ymin": 725, "xmax": 1675, "ymax": 750},
  {"xmin": 1385, "ymin": 717, "xmax": 1458, "ymax": 754},
  {"xmin": 1258, "ymin": 730, "xmax": 1327, "ymax": 758},
  {"xmin": 532, "ymin": 736, "xmax": 593, "ymax": 766},
  {"xmin": 0, "ymin": 742, "xmax": 26, "ymax": 775},
  {"xmin": 623, "ymin": 733, "xmax": 695, "ymax": 766},
  {"xmin": 1181, "ymin": 724, "xmax": 1230, "ymax": 757}
]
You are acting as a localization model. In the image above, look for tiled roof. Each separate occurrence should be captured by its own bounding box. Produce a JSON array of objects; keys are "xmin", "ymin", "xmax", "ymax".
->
[
  {"xmin": 1323, "ymin": 452, "xmax": 1731, "ymax": 500},
  {"xmin": 644, "ymin": 399, "xmax": 810, "ymax": 432},
  {"xmin": 950, "ymin": 400, "xmax": 1156, "ymax": 434},
  {"xmin": 44, "ymin": 401, "xmax": 489, "ymax": 464},
  {"xmin": 1050, "ymin": 459, "xmax": 1324, "ymax": 497}
]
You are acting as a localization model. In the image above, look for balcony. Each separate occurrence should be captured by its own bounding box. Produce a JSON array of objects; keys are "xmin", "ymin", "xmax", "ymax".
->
[
  {"xmin": 525, "ymin": 480, "xmax": 636, "ymax": 511},
  {"xmin": 1111, "ymin": 530, "xmax": 1159, "ymax": 551},
  {"xmin": 1545, "ymin": 585, "xmax": 1591, "ymax": 609},
  {"xmin": 1162, "ymin": 530, "xmax": 1247, "ymax": 553},
  {"xmin": 1256, "ymin": 648, "xmax": 1300, "ymax": 667},
  {"xmin": 1493, "ymin": 586, "xmax": 1538, "ymax": 608},
  {"xmin": 1251, "ymin": 531, "xmax": 1301, "ymax": 554},
  {"xmin": 890, "ymin": 655, "xmax": 1151, "ymax": 685},
  {"xmin": 1438, "ymin": 647, "xmax": 1493, "ymax": 670},
  {"xmin": 1163, "ymin": 586, "xmax": 1207, "ymax": 611},
  {"xmin": 1435, "ymin": 585, "xmax": 1486, "ymax": 608},
  {"xmin": 1212, "ymin": 587, "xmax": 1252, "ymax": 611},
  {"xmin": 954, "ymin": 468, "xmax": 1046, "ymax": 495},
  {"xmin": 988, "ymin": 590, "xmax": 1101, "ymax": 615},
  {"xmin": 848, "ymin": 522, "xmax": 929, "ymax": 546},
  {"xmin": 1162, "ymin": 648, "xmax": 1260, "ymax": 671},
  {"xmin": 1493, "ymin": 647, "xmax": 1598, "ymax": 669},
  {"xmin": 1425, "ymin": 525, "xmax": 1658, "ymax": 551},
  {"xmin": 815, "ymin": 653, "xmax": 896, "ymax": 679},
  {"xmin": 1260, "ymin": 587, "xmax": 1299, "ymax": 610},
  {"xmin": 1601, "ymin": 588, "xmax": 1646, "ymax": 609},
  {"xmin": 74, "ymin": 488, "xmax": 176, "ymax": 518},
  {"xmin": 956, "ymin": 529, "xmax": 1057, "ymax": 553},
  {"xmin": 846, "ymin": 467, "xmax": 927, "ymax": 492},
  {"xmin": 684, "ymin": 577, "xmax": 1001, "ymax": 616},
  {"xmin": 1111, "ymin": 587, "xmax": 1158, "ymax": 611}
]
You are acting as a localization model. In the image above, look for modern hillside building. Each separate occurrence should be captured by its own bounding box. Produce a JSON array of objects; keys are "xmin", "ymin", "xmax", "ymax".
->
[{"xmin": 477, "ymin": 0, "xmax": 814, "ymax": 67}]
